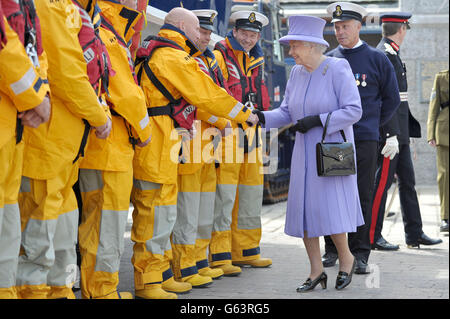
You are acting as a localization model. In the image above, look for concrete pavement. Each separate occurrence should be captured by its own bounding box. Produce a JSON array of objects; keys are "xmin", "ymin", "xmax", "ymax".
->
[{"xmin": 75, "ymin": 186, "xmax": 448, "ymax": 300}]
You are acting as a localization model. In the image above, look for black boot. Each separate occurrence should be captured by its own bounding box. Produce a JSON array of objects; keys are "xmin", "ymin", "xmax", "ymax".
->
[
  {"xmin": 371, "ymin": 236, "xmax": 400, "ymax": 251},
  {"xmin": 407, "ymin": 233, "xmax": 443, "ymax": 248}
]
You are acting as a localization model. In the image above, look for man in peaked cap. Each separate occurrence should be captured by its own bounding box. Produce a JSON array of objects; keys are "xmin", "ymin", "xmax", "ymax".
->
[
  {"xmin": 194, "ymin": 9, "xmax": 217, "ymax": 32},
  {"xmin": 380, "ymin": 12, "xmax": 411, "ymax": 29},
  {"xmin": 329, "ymin": 1, "xmax": 367, "ymax": 23},
  {"xmin": 370, "ymin": 12, "xmax": 442, "ymax": 251},
  {"xmin": 230, "ymin": 10, "xmax": 269, "ymax": 34},
  {"xmin": 322, "ymin": 2, "xmax": 401, "ymax": 275},
  {"xmin": 209, "ymin": 9, "xmax": 272, "ymax": 275},
  {"xmin": 131, "ymin": 7, "xmax": 258, "ymax": 299}
]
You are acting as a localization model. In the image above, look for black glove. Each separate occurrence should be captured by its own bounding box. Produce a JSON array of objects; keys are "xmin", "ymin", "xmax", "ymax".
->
[
  {"xmin": 292, "ymin": 115, "xmax": 322, "ymax": 133},
  {"xmin": 252, "ymin": 109, "xmax": 265, "ymax": 125}
]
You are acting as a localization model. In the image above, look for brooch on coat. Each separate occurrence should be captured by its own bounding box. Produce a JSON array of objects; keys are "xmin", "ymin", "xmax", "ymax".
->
[{"xmin": 384, "ymin": 43, "xmax": 397, "ymax": 55}]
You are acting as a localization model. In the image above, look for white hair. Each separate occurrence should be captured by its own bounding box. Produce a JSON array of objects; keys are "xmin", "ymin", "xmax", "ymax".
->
[{"xmin": 302, "ymin": 41, "xmax": 328, "ymax": 54}]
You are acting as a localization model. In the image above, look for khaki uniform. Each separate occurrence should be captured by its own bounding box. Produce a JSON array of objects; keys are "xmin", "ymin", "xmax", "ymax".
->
[{"xmin": 427, "ymin": 70, "xmax": 449, "ymax": 220}]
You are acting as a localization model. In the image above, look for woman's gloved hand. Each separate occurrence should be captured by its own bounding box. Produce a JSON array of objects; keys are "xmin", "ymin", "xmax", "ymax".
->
[{"xmin": 292, "ymin": 115, "xmax": 322, "ymax": 133}]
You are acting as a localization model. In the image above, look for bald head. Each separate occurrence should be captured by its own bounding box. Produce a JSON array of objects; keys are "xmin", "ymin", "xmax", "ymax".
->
[{"xmin": 165, "ymin": 7, "xmax": 200, "ymax": 43}]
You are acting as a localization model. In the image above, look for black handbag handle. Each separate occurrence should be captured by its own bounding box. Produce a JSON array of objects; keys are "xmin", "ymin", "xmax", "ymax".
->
[{"xmin": 321, "ymin": 112, "xmax": 347, "ymax": 143}]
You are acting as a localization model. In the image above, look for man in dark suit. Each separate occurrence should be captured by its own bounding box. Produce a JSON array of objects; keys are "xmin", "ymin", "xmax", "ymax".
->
[{"xmin": 370, "ymin": 12, "xmax": 442, "ymax": 250}]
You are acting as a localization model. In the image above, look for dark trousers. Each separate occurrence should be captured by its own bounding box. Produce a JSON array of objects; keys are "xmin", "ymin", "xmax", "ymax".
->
[
  {"xmin": 325, "ymin": 140, "xmax": 378, "ymax": 263},
  {"xmin": 370, "ymin": 143, "xmax": 423, "ymax": 244}
]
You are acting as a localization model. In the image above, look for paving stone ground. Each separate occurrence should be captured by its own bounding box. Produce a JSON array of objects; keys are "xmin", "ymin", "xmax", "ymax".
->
[
  {"xmin": 100, "ymin": 186, "xmax": 448, "ymax": 300},
  {"xmin": 73, "ymin": 186, "xmax": 448, "ymax": 305}
]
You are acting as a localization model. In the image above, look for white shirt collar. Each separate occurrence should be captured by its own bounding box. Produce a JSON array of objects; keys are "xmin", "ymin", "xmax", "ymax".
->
[
  {"xmin": 340, "ymin": 39, "xmax": 363, "ymax": 50},
  {"xmin": 352, "ymin": 39, "xmax": 363, "ymax": 48}
]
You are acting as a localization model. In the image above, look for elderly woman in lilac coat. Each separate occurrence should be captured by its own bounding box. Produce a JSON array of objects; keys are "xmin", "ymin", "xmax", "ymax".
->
[{"xmin": 254, "ymin": 16, "xmax": 364, "ymax": 292}]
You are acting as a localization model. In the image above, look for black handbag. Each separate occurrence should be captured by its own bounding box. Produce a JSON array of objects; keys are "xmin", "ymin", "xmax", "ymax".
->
[{"xmin": 316, "ymin": 113, "xmax": 356, "ymax": 177}]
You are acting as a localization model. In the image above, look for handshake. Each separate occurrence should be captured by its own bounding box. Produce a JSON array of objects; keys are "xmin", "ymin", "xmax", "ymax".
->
[
  {"xmin": 246, "ymin": 111, "xmax": 323, "ymax": 134},
  {"xmin": 246, "ymin": 109, "xmax": 265, "ymax": 126}
]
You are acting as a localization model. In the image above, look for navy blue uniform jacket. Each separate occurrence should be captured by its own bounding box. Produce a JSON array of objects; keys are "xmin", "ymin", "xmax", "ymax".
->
[{"xmin": 327, "ymin": 41, "xmax": 401, "ymax": 142}]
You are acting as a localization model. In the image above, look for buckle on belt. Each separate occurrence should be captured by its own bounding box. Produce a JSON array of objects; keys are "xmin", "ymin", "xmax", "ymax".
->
[{"xmin": 245, "ymin": 92, "xmax": 257, "ymax": 105}]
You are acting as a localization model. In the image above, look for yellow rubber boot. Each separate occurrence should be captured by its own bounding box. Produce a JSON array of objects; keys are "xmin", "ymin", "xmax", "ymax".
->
[
  {"xmin": 213, "ymin": 264, "xmax": 241, "ymax": 277},
  {"xmin": 198, "ymin": 267, "xmax": 224, "ymax": 280},
  {"xmin": 233, "ymin": 257, "xmax": 272, "ymax": 268},
  {"xmin": 184, "ymin": 274, "xmax": 213, "ymax": 288},
  {"xmin": 135, "ymin": 284, "xmax": 177, "ymax": 299},
  {"xmin": 162, "ymin": 277, "xmax": 192, "ymax": 294}
]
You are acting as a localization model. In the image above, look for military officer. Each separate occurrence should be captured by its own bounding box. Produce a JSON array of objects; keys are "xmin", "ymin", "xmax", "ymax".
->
[
  {"xmin": 427, "ymin": 70, "xmax": 449, "ymax": 232},
  {"xmin": 370, "ymin": 12, "xmax": 443, "ymax": 250}
]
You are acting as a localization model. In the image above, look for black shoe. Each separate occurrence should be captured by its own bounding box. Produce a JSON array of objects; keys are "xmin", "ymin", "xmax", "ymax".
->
[
  {"xmin": 335, "ymin": 258, "xmax": 356, "ymax": 290},
  {"xmin": 354, "ymin": 258, "xmax": 370, "ymax": 275},
  {"xmin": 371, "ymin": 237, "xmax": 400, "ymax": 251},
  {"xmin": 407, "ymin": 233, "xmax": 443, "ymax": 248},
  {"xmin": 321, "ymin": 252, "xmax": 338, "ymax": 268},
  {"xmin": 296, "ymin": 272, "xmax": 327, "ymax": 293},
  {"xmin": 440, "ymin": 220, "xmax": 449, "ymax": 232}
]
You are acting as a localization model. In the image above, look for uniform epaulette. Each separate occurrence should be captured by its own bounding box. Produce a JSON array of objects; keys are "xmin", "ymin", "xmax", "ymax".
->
[{"xmin": 383, "ymin": 43, "xmax": 397, "ymax": 56}]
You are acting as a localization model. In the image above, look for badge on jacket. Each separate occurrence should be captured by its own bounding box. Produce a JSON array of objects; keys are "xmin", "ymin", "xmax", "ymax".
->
[{"xmin": 361, "ymin": 74, "xmax": 367, "ymax": 87}]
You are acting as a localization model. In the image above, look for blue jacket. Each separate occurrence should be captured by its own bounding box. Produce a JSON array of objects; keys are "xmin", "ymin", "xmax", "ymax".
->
[{"xmin": 327, "ymin": 41, "xmax": 400, "ymax": 141}]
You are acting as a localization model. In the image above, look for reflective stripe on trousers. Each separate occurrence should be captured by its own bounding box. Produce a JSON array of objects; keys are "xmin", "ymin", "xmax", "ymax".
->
[
  {"xmin": 231, "ymin": 182, "xmax": 263, "ymax": 261},
  {"xmin": 131, "ymin": 180, "xmax": 177, "ymax": 290},
  {"xmin": 209, "ymin": 162, "xmax": 238, "ymax": 267},
  {"xmin": 172, "ymin": 162, "xmax": 216, "ymax": 279},
  {"xmin": 194, "ymin": 163, "xmax": 216, "ymax": 270},
  {"xmin": 78, "ymin": 168, "xmax": 132, "ymax": 299},
  {"xmin": 0, "ymin": 138, "xmax": 22, "ymax": 299},
  {"xmin": 210, "ymin": 128, "xmax": 264, "ymax": 265},
  {"xmin": 231, "ymin": 129, "xmax": 264, "ymax": 262},
  {"xmin": 17, "ymin": 162, "xmax": 79, "ymax": 299}
]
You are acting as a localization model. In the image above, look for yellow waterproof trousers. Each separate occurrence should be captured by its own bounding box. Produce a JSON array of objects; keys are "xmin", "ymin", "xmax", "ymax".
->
[
  {"xmin": 0, "ymin": 138, "xmax": 22, "ymax": 299},
  {"xmin": 78, "ymin": 169, "xmax": 132, "ymax": 299},
  {"xmin": 131, "ymin": 180, "xmax": 177, "ymax": 290},
  {"xmin": 209, "ymin": 126, "xmax": 264, "ymax": 265},
  {"xmin": 172, "ymin": 162, "xmax": 216, "ymax": 279},
  {"xmin": 17, "ymin": 162, "xmax": 80, "ymax": 299}
]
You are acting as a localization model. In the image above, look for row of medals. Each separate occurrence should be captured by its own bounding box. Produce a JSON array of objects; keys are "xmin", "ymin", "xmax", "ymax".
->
[{"xmin": 355, "ymin": 73, "xmax": 367, "ymax": 87}]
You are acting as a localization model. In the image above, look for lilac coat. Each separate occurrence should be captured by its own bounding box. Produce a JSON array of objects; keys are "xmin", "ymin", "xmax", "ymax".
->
[{"xmin": 263, "ymin": 57, "xmax": 365, "ymax": 238}]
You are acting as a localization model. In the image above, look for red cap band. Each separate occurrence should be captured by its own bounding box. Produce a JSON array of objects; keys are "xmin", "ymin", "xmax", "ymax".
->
[{"xmin": 382, "ymin": 18, "xmax": 408, "ymax": 23}]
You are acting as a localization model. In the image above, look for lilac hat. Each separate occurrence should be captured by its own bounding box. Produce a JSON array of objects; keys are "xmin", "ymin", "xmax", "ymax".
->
[{"xmin": 279, "ymin": 15, "xmax": 329, "ymax": 47}]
